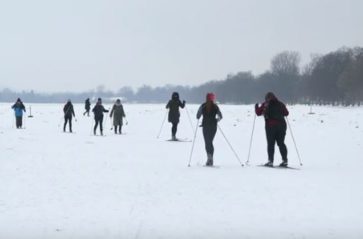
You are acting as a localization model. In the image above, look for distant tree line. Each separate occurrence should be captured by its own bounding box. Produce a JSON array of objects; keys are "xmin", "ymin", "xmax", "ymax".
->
[{"xmin": 1, "ymin": 46, "xmax": 362, "ymax": 105}]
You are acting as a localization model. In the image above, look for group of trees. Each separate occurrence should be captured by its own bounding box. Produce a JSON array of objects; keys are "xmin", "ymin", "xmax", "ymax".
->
[{"xmin": 1, "ymin": 47, "xmax": 362, "ymax": 105}]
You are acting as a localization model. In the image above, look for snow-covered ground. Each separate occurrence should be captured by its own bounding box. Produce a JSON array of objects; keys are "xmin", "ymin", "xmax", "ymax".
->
[{"xmin": 0, "ymin": 103, "xmax": 362, "ymax": 239}]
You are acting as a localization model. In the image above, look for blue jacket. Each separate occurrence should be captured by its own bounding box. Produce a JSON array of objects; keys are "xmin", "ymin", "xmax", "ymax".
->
[{"xmin": 12, "ymin": 102, "xmax": 26, "ymax": 117}]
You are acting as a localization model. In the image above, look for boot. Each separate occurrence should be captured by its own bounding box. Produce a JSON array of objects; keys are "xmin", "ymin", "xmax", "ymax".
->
[
  {"xmin": 279, "ymin": 161, "xmax": 288, "ymax": 167},
  {"xmin": 101, "ymin": 130, "xmax": 103, "ymax": 136},
  {"xmin": 172, "ymin": 135, "xmax": 177, "ymax": 141},
  {"xmin": 264, "ymin": 161, "xmax": 273, "ymax": 167},
  {"xmin": 206, "ymin": 153, "xmax": 213, "ymax": 166}
]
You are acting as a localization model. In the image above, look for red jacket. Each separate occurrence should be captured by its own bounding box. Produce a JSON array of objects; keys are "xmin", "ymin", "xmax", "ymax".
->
[{"xmin": 255, "ymin": 100, "xmax": 289, "ymax": 127}]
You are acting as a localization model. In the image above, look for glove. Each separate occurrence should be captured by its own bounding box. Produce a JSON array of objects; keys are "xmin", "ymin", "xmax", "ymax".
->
[
  {"xmin": 183, "ymin": 100, "xmax": 186, "ymax": 104},
  {"xmin": 255, "ymin": 103, "xmax": 259, "ymax": 110}
]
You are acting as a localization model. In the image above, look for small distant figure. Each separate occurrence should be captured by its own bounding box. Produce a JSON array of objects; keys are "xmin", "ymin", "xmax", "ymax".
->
[
  {"xmin": 255, "ymin": 92, "xmax": 289, "ymax": 167},
  {"xmin": 83, "ymin": 98, "xmax": 91, "ymax": 116},
  {"xmin": 110, "ymin": 99, "xmax": 126, "ymax": 134},
  {"xmin": 11, "ymin": 98, "xmax": 26, "ymax": 129},
  {"xmin": 196, "ymin": 93, "xmax": 222, "ymax": 166},
  {"xmin": 92, "ymin": 98, "xmax": 109, "ymax": 135},
  {"xmin": 63, "ymin": 99, "xmax": 75, "ymax": 133},
  {"xmin": 166, "ymin": 92, "xmax": 186, "ymax": 141}
]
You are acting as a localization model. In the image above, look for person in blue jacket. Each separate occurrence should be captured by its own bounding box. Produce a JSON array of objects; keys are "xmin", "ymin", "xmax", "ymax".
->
[{"xmin": 11, "ymin": 98, "xmax": 26, "ymax": 128}]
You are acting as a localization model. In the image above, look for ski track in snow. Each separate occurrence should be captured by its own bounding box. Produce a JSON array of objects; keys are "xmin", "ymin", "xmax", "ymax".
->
[{"xmin": 0, "ymin": 103, "xmax": 363, "ymax": 239}]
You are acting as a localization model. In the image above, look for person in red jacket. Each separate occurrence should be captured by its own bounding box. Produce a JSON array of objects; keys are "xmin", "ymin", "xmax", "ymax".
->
[{"xmin": 255, "ymin": 92, "xmax": 289, "ymax": 167}]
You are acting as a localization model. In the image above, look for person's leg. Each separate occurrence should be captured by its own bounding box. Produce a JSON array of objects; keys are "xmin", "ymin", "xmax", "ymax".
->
[
  {"xmin": 100, "ymin": 117, "xmax": 104, "ymax": 135},
  {"xmin": 16, "ymin": 117, "xmax": 20, "ymax": 128},
  {"xmin": 63, "ymin": 116, "xmax": 67, "ymax": 132},
  {"xmin": 266, "ymin": 126, "xmax": 276, "ymax": 164},
  {"xmin": 203, "ymin": 125, "xmax": 216, "ymax": 165},
  {"xmin": 94, "ymin": 119, "xmax": 99, "ymax": 135},
  {"xmin": 69, "ymin": 117, "xmax": 72, "ymax": 132},
  {"xmin": 118, "ymin": 121, "xmax": 122, "ymax": 134},
  {"xmin": 171, "ymin": 123, "xmax": 177, "ymax": 140},
  {"xmin": 276, "ymin": 124, "xmax": 288, "ymax": 164}
]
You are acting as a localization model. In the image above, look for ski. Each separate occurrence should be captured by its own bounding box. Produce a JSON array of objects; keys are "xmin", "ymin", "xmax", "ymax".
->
[
  {"xmin": 203, "ymin": 165, "xmax": 221, "ymax": 169},
  {"xmin": 257, "ymin": 164, "xmax": 300, "ymax": 170},
  {"xmin": 166, "ymin": 138, "xmax": 192, "ymax": 142}
]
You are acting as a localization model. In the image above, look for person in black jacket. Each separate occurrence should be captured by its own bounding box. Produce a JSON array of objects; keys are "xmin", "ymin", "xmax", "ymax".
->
[
  {"xmin": 63, "ymin": 99, "xmax": 75, "ymax": 133},
  {"xmin": 83, "ymin": 98, "xmax": 91, "ymax": 116},
  {"xmin": 255, "ymin": 92, "xmax": 289, "ymax": 167},
  {"xmin": 166, "ymin": 92, "xmax": 185, "ymax": 140},
  {"xmin": 196, "ymin": 93, "xmax": 222, "ymax": 166},
  {"xmin": 92, "ymin": 98, "xmax": 109, "ymax": 135}
]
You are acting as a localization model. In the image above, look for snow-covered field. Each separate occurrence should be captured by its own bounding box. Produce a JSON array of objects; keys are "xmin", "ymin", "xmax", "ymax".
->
[{"xmin": 0, "ymin": 103, "xmax": 362, "ymax": 239}]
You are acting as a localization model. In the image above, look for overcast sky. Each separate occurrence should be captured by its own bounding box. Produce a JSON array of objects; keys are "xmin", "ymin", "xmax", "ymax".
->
[{"xmin": 1, "ymin": 0, "xmax": 363, "ymax": 92}]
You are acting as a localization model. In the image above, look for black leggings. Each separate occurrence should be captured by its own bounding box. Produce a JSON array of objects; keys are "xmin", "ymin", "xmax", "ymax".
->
[
  {"xmin": 203, "ymin": 124, "xmax": 217, "ymax": 155},
  {"xmin": 94, "ymin": 117, "xmax": 104, "ymax": 133},
  {"xmin": 266, "ymin": 124, "xmax": 288, "ymax": 162},
  {"xmin": 16, "ymin": 116, "xmax": 23, "ymax": 128},
  {"xmin": 171, "ymin": 122, "xmax": 178, "ymax": 137},
  {"xmin": 64, "ymin": 116, "xmax": 72, "ymax": 131},
  {"xmin": 114, "ymin": 125, "xmax": 122, "ymax": 134}
]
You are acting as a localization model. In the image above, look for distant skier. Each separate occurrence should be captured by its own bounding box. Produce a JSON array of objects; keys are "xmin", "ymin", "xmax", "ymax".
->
[
  {"xmin": 166, "ymin": 92, "xmax": 186, "ymax": 140},
  {"xmin": 92, "ymin": 98, "xmax": 109, "ymax": 135},
  {"xmin": 196, "ymin": 93, "xmax": 222, "ymax": 166},
  {"xmin": 83, "ymin": 98, "xmax": 91, "ymax": 116},
  {"xmin": 11, "ymin": 98, "xmax": 26, "ymax": 129},
  {"xmin": 63, "ymin": 99, "xmax": 75, "ymax": 133},
  {"xmin": 110, "ymin": 99, "xmax": 126, "ymax": 134},
  {"xmin": 255, "ymin": 92, "xmax": 289, "ymax": 167}
]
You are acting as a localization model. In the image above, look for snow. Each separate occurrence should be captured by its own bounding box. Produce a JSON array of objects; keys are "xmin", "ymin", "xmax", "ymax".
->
[{"xmin": 1, "ymin": 103, "xmax": 363, "ymax": 239}]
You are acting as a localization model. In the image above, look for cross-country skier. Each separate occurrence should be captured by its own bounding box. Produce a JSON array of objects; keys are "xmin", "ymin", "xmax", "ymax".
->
[
  {"xmin": 11, "ymin": 98, "xmax": 26, "ymax": 129},
  {"xmin": 255, "ymin": 92, "xmax": 289, "ymax": 167},
  {"xmin": 166, "ymin": 92, "xmax": 186, "ymax": 141},
  {"xmin": 196, "ymin": 93, "xmax": 222, "ymax": 166},
  {"xmin": 92, "ymin": 98, "xmax": 109, "ymax": 135},
  {"xmin": 63, "ymin": 99, "xmax": 75, "ymax": 133},
  {"xmin": 110, "ymin": 99, "xmax": 126, "ymax": 134},
  {"xmin": 83, "ymin": 98, "xmax": 91, "ymax": 116}
]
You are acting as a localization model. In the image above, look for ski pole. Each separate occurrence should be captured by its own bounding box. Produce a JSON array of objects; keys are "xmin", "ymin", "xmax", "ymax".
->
[
  {"xmin": 188, "ymin": 119, "xmax": 200, "ymax": 167},
  {"xmin": 246, "ymin": 114, "xmax": 257, "ymax": 165},
  {"xmin": 217, "ymin": 124, "xmax": 244, "ymax": 167},
  {"xmin": 156, "ymin": 110, "xmax": 168, "ymax": 139},
  {"xmin": 286, "ymin": 117, "xmax": 303, "ymax": 166},
  {"xmin": 184, "ymin": 105, "xmax": 195, "ymax": 134}
]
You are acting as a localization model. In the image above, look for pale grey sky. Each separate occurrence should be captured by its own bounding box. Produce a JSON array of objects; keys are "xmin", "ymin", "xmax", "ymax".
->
[{"xmin": 1, "ymin": 0, "xmax": 363, "ymax": 92}]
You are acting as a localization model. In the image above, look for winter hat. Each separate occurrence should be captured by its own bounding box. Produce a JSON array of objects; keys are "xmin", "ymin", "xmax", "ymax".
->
[
  {"xmin": 116, "ymin": 99, "xmax": 121, "ymax": 104},
  {"xmin": 206, "ymin": 93, "xmax": 216, "ymax": 102},
  {"xmin": 172, "ymin": 92, "xmax": 179, "ymax": 99}
]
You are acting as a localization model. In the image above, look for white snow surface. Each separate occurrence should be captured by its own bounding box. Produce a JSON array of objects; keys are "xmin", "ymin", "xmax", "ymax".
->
[{"xmin": 0, "ymin": 103, "xmax": 362, "ymax": 239}]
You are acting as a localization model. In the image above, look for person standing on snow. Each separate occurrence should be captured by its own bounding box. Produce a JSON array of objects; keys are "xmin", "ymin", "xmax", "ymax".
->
[
  {"xmin": 110, "ymin": 99, "xmax": 126, "ymax": 134},
  {"xmin": 92, "ymin": 98, "xmax": 109, "ymax": 135},
  {"xmin": 255, "ymin": 92, "xmax": 289, "ymax": 167},
  {"xmin": 166, "ymin": 92, "xmax": 186, "ymax": 141},
  {"xmin": 196, "ymin": 93, "xmax": 222, "ymax": 166},
  {"xmin": 63, "ymin": 99, "xmax": 75, "ymax": 133},
  {"xmin": 11, "ymin": 98, "xmax": 26, "ymax": 129},
  {"xmin": 83, "ymin": 98, "xmax": 91, "ymax": 116}
]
